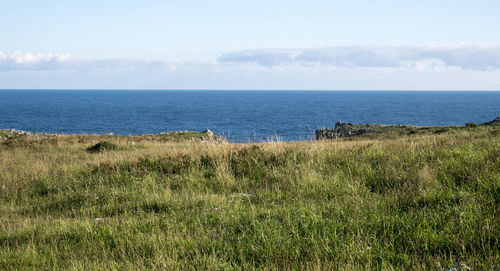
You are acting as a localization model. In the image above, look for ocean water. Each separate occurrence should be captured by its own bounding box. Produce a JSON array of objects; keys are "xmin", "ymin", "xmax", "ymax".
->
[{"xmin": 1, "ymin": 90, "xmax": 499, "ymax": 142}]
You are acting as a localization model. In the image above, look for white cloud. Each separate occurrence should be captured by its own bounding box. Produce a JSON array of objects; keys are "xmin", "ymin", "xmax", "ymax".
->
[
  {"xmin": 217, "ymin": 44, "xmax": 500, "ymax": 71},
  {"xmin": 0, "ymin": 52, "xmax": 71, "ymax": 71},
  {"xmin": 3, "ymin": 44, "xmax": 500, "ymax": 73},
  {"xmin": 0, "ymin": 52, "xmax": 183, "ymax": 72}
]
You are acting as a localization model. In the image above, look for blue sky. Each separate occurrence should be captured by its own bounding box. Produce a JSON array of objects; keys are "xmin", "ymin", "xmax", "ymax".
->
[{"xmin": 1, "ymin": 0, "xmax": 500, "ymax": 89}]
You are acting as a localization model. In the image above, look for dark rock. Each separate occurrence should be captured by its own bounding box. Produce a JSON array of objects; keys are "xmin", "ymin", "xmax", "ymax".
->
[
  {"xmin": 316, "ymin": 122, "xmax": 408, "ymax": 140},
  {"xmin": 316, "ymin": 116, "xmax": 500, "ymax": 140},
  {"xmin": 483, "ymin": 116, "xmax": 500, "ymax": 125},
  {"xmin": 316, "ymin": 121, "xmax": 386, "ymax": 140}
]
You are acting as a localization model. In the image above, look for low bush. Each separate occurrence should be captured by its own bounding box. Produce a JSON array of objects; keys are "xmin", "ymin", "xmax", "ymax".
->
[{"xmin": 86, "ymin": 141, "xmax": 119, "ymax": 153}]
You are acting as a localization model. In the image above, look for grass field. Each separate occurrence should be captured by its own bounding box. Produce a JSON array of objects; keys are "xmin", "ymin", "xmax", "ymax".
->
[{"xmin": 0, "ymin": 126, "xmax": 499, "ymax": 270}]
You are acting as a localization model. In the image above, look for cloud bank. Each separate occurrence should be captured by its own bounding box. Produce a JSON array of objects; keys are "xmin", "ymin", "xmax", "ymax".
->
[
  {"xmin": 0, "ymin": 52, "xmax": 182, "ymax": 72},
  {"xmin": 218, "ymin": 44, "xmax": 500, "ymax": 71},
  {"xmin": 2, "ymin": 44, "xmax": 500, "ymax": 73}
]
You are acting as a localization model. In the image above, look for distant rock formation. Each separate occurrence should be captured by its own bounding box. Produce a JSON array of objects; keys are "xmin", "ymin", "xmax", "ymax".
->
[
  {"xmin": 315, "ymin": 117, "xmax": 500, "ymax": 140},
  {"xmin": 483, "ymin": 116, "xmax": 500, "ymax": 125},
  {"xmin": 315, "ymin": 122, "xmax": 389, "ymax": 140},
  {"xmin": 202, "ymin": 129, "xmax": 214, "ymax": 137},
  {"xmin": 200, "ymin": 129, "xmax": 226, "ymax": 143}
]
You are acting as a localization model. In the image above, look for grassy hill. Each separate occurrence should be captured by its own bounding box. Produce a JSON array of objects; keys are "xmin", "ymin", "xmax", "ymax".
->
[{"xmin": 0, "ymin": 126, "xmax": 498, "ymax": 270}]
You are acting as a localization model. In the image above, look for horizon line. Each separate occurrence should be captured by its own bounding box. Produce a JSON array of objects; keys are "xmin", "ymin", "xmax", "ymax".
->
[{"xmin": 1, "ymin": 89, "xmax": 500, "ymax": 92}]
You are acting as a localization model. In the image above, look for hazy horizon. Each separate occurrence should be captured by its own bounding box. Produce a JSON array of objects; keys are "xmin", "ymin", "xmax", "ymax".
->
[{"xmin": 1, "ymin": 89, "xmax": 500, "ymax": 92}]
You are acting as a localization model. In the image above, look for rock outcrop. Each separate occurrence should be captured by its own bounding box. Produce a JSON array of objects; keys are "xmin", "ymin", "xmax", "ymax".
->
[
  {"xmin": 315, "ymin": 122, "xmax": 388, "ymax": 140},
  {"xmin": 202, "ymin": 129, "xmax": 214, "ymax": 137},
  {"xmin": 199, "ymin": 129, "xmax": 226, "ymax": 143},
  {"xmin": 316, "ymin": 117, "xmax": 500, "ymax": 140},
  {"xmin": 483, "ymin": 116, "xmax": 500, "ymax": 125}
]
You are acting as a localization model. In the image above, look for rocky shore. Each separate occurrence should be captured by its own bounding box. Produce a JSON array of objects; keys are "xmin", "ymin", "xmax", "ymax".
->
[
  {"xmin": 0, "ymin": 129, "xmax": 68, "ymax": 140},
  {"xmin": 315, "ymin": 117, "xmax": 500, "ymax": 140},
  {"xmin": 0, "ymin": 129, "xmax": 226, "ymax": 143},
  {"xmin": 483, "ymin": 116, "xmax": 500, "ymax": 125},
  {"xmin": 2, "ymin": 117, "xmax": 498, "ymax": 142}
]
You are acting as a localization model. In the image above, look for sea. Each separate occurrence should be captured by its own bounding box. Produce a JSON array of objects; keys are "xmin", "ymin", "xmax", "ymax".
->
[{"xmin": 1, "ymin": 90, "xmax": 499, "ymax": 142}]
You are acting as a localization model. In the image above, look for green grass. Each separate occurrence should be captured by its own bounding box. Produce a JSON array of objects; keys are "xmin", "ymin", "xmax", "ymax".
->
[
  {"xmin": 133, "ymin": 130, "xmax": 224, "ymax": 142},
  {"xmin": 0, "ymin": 130, "xmax": 16, "ymax": 138},
  {"xmin": 0, "ymin": 127, "xmax": 499, "ymax": 270},
  {"xmin": 317, "ymin": 122, "xmax": 497, "ymax": 140}
]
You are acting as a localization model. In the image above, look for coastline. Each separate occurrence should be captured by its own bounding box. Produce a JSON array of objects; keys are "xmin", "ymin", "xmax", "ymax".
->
[{"xmin": 2, "ymin": 116, "xmax": 498, "ymax": 143}]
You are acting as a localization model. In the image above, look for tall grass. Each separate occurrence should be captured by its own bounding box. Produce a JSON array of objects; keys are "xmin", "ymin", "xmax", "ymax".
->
[{"xmin": 0, "ymin": 127, "xmax": 499, "ymax": 270}]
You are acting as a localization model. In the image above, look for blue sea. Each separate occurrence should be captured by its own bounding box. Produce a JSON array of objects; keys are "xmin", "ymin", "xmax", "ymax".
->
[{"xmin": 1, "ymin": 90, "xmax": 499, "ymax": 142}]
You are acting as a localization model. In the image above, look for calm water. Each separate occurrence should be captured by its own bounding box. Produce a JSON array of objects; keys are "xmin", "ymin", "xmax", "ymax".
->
[{"xmin": 1, "ymin": 90, "xmax": 499, "ymax": 142}]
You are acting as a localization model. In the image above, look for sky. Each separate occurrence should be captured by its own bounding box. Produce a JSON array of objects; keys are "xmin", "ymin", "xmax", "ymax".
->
[{"xmin": 1, "ymin": 0, "xmax": 500, "ymax": 90}]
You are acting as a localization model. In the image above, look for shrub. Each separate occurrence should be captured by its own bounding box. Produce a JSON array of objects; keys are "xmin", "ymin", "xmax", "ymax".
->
[{"xmin": 86, "ymin": 141, "xmax": 119, "ymax": 153}]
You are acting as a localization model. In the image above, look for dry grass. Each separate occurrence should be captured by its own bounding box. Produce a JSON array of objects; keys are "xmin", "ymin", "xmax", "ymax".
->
[{"xmin": 0, "ymin": 126, "xmax": 499, "ymax": 270}]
